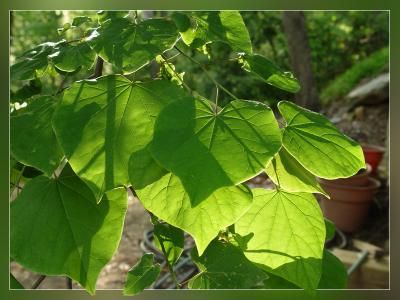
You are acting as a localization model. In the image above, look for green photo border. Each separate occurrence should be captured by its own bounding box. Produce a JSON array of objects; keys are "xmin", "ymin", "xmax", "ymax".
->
[{"xmin": 1, "ymin": 1, "xmax": 399, "ymax": 299}]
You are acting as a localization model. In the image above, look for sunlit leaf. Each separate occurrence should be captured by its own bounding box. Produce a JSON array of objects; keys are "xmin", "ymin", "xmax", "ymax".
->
[
  {"xmin": 87, "ymin": 17, "xmax": 178, "ymax": 73},
  {"xmin": 265, "ymin": 147, "xmax": 328, "ymax": 196},
  {"xmin": 123, "ymin": 253, "xmax": 161, "ymax": 295},
  {"xmin": 278, "ymin": 101, "xmax": 365, "ymax": 179},
  {"xmin": 236, "ymin": 188, "xmax": 325, "ymax": 291},
  {"xmin": 10, "ymin": 164, "xmax": 128, "ymax": 294},
  {"xmin": 133, "ymin": 170, "xmax": 252, "ymax": 255},
  {"xmin": 53, "ymin": 76, "xmax": 190, "ymax": 201},
  {"xmin": 150, "ymin": 98, "xmax": 281, "ymax": 204},
  {"xmin": 172, "ymin": 11, "xmax": 252, "ymax": 53}
]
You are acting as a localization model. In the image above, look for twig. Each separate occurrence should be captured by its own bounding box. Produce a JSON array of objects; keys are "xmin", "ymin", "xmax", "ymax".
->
[
  {"xmin": 160, "ymin": 54, "xmax": 192, "ymax": 95},
  {"xmin": 32, "ymin": 275, "xmax": 46, "ymax": 289},
  {"xmin": 174, "ymin": 46, "xmax": 239, "ymax": 100},
  {"xmin": 10, "ymin": 165, "xmax": 25, "ymax": 197}
]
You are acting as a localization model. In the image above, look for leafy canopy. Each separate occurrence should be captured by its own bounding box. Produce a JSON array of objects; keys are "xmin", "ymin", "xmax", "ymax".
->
[{"xmin": 9, "ymin": 10, "xmax": 361, "ymax": 294}]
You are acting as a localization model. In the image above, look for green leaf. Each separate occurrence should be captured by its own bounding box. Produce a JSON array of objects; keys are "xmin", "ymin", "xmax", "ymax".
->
[
  {"xmin": 262, "ymin": 250, "xmax": 347, "ymax": 289},
  {"xmin": 325, "ymin": 219, "xmax": 336, "ymax": 241},
  {"xmin": 10, "ymin": 78, "xmax": 42, "ymax": 103},
  {"xmin": 10, "ymin": 41, "xmax": 63, "ymax": 81},
  {"xmin": 11, "ymin": 96, "xmax": 63, "ymax": 176},
  {"xmin": 318, "ymin": 250, "xmax": 347, "ymax": 289},
  {"xmin": 236, "ymin": 188, "xmax": 325, "ymax": 291},
  {"xmin": 49, "ymin": 42, "xmax": 96, "ymax": 72},
  {"xmin": 10, "ymin": 274, "xmax": 24, "ymax": 289},
  {"xmin": 72, "ymin": 16, "xmax": 92, "ymax": 27},
  {"xmin": 189, "ymin": 240, "xmax": 267, "ymax": 289},
  {"xmin": 53, "ymin": 76, "xmax": 190, "ymax": 201},
  {"xmin": 278, "ymin": 101, "xmax": 365, "ymax": 179},
  {"xmin": 10, "ymin": 164, "xmax": 128, "ymax": 294},
  {"xmin": 123, "ymin": 253, "xmax": 161, "ymax": 295},
  {"xmin": 265, "ymin": 147, "xmax": 328, "ymax": 196},
  {"xmin": 150, "ymin": 98, "xmax": 281, "ymax": 204},
  {"xmin": 153, "ymin": 222, "xmax": 184, "ymax": 266},
  {"xmin": 97, "ymin": 10, "xmax": 129, "ymax": 24},
  {"xmin": 172, "ymin": 11, "xmax": 252, "ymax": 53},
  {"xmin": 87, "ymin": 17, "xmax": 178, "ymax": 73},
  {"xmin": 133, "ymin": 170, "xmax": 253, "ymax": 255},
  {"xmin": 239, "ymin": 54, "xmax": 300, "ymax": 93}
]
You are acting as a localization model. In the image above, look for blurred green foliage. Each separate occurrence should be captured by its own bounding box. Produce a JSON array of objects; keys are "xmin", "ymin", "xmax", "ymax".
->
[
  {"xmin": 10, "ymin": 10, "xmax": 388, "ymax": 108},
  {"xmin": 320, "ymin": 47, "xmax": 389, "ymax": 104}
]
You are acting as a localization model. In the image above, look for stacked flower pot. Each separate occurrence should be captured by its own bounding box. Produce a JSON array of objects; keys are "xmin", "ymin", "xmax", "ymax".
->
[{"xmin": 317, "ymin": 163, "xmax": 381, "ymax": 233}]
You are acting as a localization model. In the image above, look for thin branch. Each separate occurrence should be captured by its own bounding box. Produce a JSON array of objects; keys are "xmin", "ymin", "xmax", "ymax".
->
[
  {"xmin": 32, "ymin": 275, "xmax": 46, "ymax": 289},
  {"xmin": 174, "ymin": 46, "xmax": 239, "ymax": 101},
  {"xmin": 160, "ymin": 54, "xmax": 192, "ymax": 95},
  {"xmin": 10, "ymin": 165, "xmax": 25, "ymax": 197}
]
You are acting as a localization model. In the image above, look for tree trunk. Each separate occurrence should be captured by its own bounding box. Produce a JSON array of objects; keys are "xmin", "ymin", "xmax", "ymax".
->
[{"xmin": 282, "ymin": 11, "xmax": 320, "ymax": 111}]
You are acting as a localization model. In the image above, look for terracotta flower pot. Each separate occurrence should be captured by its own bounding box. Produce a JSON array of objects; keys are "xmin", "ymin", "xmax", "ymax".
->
[
  {"xmin": 362, "ymin": 144, "xmax": 385, "ymax": 175},
  {"xmin": 318, "ymin": 177, "xmax": 381, "ymax": 233},
  {"xmin": 318, "ymin": 163, "xmax": 372, "ymax": 187}
]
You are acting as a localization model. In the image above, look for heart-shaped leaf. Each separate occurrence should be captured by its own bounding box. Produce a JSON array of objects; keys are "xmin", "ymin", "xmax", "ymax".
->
[
  {"xmin": 278, "ymin": 101, "xmax": 365, "ymax": 179},
  {"xmin": 123, "ymin": 253, "xmax": 161, "ymax": 295},
  {"xmin": 53, "ymin": 76, "xmax": 190, "ymax": 200},
  {"xmin": 172, "ymin": 11, "xmax": 252, "ymax": 53},
  {"xmin": 87, "ymin": 17, "xmax": 178, "ymax": 73},
  {"xmin": 265, "ymin": 147, "xmax": 328, "ymax": 196},
  {"xmin": 11, "ymin": 96, "xmax": 63, "ymax": 176},
  {"xmin": 10, "ymin": 164, "xmax": 128, "ymax": 294},
  {"xmin": 189, "ymin": 240, "xmax": 267, "ymax": 289},
  {"xmin": 150, "ymin": 98, "xmax": 281, "ymax": 203},
  {"xmin": 236, "ymin": 188, "xmax": 325, "ymax": 291},
  {"xmin": 133, "ymin": 168, "xmax": 252, "ymax": 255}
]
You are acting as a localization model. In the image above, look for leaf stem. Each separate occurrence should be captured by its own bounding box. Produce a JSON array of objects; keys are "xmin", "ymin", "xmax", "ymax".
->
[
  {"xmin": 10, "ymin": 165, "xmax": 25, "ymax": 197},
  {"xmin": 160, "ymin": 54, "xmax": 193, "ymax": 95},
  {"xmin": 152, "ymin": 219, "xmax": 181, "ymax": 289},
  {"xmin": 174, "ymin": 46, "xmax": 239, "ymax": 101}
]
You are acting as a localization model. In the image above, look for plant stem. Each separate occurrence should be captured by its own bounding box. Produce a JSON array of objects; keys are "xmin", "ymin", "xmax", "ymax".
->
[
  {"xmin": 158, "ymin": 237, "xmax": 180, "ymax": 289},
  {"xmin": 174, "ymin": 46, "xmax": 239, "ymax": 101},
  {"xmin": 32, "ymin": 275, "xmax": 46, "ymax": 289},
  {"xmin": 160, "ymin": 54, "xmax": 192, "ymax": 95},
  {"xmin": 10, "ymin": 165, "xmax": 25, "ymax": 197}
]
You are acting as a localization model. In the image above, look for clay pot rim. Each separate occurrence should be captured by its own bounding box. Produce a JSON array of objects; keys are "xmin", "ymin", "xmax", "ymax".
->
[
  {"xmin": 362, "ymin": 144, "xmax": 385, "ymax": 153},
  {"xmin": 317, "ymin": 176, "xmax": 381, "ymax": 191}
]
